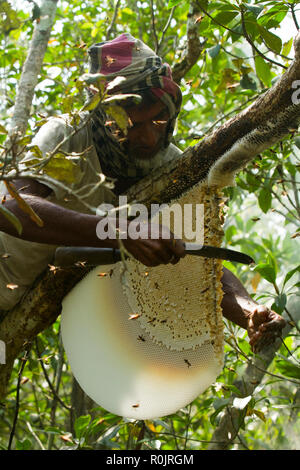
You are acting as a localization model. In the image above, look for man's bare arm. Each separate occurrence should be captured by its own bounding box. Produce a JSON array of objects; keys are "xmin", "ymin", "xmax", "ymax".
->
[
  {"xmin": 0, "ymin": 178, "xmax": 185, "ymax": 266},
  {"xmin": 221, "ymin": 267, "xmax": 286, "ymax": 352}
]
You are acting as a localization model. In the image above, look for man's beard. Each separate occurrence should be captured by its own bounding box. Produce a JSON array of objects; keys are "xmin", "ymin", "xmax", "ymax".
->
[
  {"xmin": 122, "ymin": 137, "xmax": 166, "ymax": 170},
  {"xmin": 127, "ymin": 148, "xmax": 167, "ymax": 172}
]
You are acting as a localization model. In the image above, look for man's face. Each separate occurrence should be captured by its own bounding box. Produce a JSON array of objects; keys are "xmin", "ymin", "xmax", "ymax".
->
[{"xmin": 123, "ymin": 99, "xmax": 169, "ymax": 160}]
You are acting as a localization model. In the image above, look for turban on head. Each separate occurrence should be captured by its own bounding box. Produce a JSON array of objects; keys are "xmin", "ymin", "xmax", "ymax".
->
[
  {"xmin": 87, "ymin": 33, "xmax": 182, "ymax": 182},
  {"xmin": 88, "ymin": 33, "xmax": 182, "ymax": 145}
]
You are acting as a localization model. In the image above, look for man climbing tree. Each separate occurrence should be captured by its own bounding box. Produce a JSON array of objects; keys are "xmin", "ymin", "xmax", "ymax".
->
[{"xmin": 0, "ymin": 0, "xmax": 299, "ymax": 451}]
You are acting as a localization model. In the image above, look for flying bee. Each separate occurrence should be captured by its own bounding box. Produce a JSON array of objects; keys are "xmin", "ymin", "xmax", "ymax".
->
[
  {"xmin": 75, "ymin": 261, "xmax": 87, "ymax": 268},
  {"xmin": 184, "ymin": 359, "xmax": 191, "ymax": 368},
  {"xmin": 97, "ymin": 272, "xmax": 108, "ymax": 277},
  {"xmin": 105, "ymin": 55, "xmax": 116, "ymax": 66},
  {"xmin": 128, "ymin": 313, "xmax": 141, "ymax": 320}
]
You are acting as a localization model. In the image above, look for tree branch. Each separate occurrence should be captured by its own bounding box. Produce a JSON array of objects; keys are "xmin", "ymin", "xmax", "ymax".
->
[
  {"xmin": 9, "ymin": 0, "xmax": 58, "ymax": 136},
  {"xmin": 172, "ymin": 1, "xmax": 206, "ymax": 84},
  {"xmin": 106, "ymin": 0, "xmax": 121, "ymax": 41},
  {"xmin": 149, "ymin": 0, "xmax": 159, "ymax": 54},
  {"xmin": 289, "ymin": 2, "xmax": 300, "ymax": 31}
]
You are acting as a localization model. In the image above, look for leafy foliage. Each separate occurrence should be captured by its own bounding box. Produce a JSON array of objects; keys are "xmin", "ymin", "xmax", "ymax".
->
[{"xmin": 0, "ymin": 0, "xmax": 299, "ymax": 451}]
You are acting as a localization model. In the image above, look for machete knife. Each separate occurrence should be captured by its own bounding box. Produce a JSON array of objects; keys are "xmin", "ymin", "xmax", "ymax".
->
[{"xmin": 54, "ymin": 243, "xmax": 254, "ymax": 267}]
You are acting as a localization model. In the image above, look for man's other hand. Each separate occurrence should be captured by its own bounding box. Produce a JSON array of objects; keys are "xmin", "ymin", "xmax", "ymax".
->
[{"xmin": 247, "ymin": 306, "xmax": 286, "ymax": 353}]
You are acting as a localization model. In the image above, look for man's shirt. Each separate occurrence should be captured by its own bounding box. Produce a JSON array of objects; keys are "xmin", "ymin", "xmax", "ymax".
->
[{"xmin": 0, "ymin": 114, "xmax": 182, "ymax": 310}]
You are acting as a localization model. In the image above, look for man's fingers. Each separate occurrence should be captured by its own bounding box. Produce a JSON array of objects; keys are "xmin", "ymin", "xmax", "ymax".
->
[
  {"xmin": 170, "ymin": 238, "xmax": 186, "ymax": 257},
  {"xmin": 259, "ymin": 318, "xmax": 285, "ymax": 333},
  {"xmin": 248, "ymin": 307, "xmax": 286, "ymax": 353},
  {"xmin": 142, "ymin": 238, "xmax": 185, "ymax": 266},
  {"xmin": 251, "ymin": 306, "xmax": 269, "ymax": 326},
  {"xmin": 250, "ymin": 320, "xmax": 285, "ymax": 353},
  {"xmin": 125, "ymin": 222, "xmax": 186, "ymax": 267},
  {"xmin": 130, "ymin": 239, "xmax": 183, "ymax": 266}
]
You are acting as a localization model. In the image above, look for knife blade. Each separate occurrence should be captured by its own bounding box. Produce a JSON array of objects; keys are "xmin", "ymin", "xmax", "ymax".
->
[{"xmin": 54, "ymin": 244, "xmax": 254, "ymax": 267}]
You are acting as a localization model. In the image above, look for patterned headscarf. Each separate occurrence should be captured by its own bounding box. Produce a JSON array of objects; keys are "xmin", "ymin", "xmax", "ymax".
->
[{"xmin": 87, "ymin": 33, "xmax": 182, "ymax": 183}]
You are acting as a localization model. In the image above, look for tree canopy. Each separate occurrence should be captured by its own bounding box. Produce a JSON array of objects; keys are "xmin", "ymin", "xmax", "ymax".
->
[{"xmin": 0, "ymin": 0, "xmax": 299, "ymax": 451}]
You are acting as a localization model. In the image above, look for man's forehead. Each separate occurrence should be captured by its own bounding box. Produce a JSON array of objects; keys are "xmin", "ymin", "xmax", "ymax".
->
[{"xmin": 126, "ymin": 99, "xmax": 169, "ymax": 121}]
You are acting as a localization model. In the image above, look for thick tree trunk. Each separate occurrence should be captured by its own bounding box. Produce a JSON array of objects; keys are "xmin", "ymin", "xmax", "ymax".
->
[
  {"xmin": 9, "ymin": 0, "xmax": 58, "ymax": 136},
  {"xmin": 1, "ymin": 34, "xmax": 300, "ymax": 401}
]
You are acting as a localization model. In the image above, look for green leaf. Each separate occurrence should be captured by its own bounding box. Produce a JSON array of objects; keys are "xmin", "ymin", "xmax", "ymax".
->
[
  {"xmin": 238, "ymin": 338, "xmax": 251, "ymax": 356},
  {"xmin": 258, "ymin": 26, "xmax": 282, "ymax": 54},
  {"xmin": 245, "ymin": 5, "xmax": 264, "ymax": 18},
  {"xmin": 254, "ymin": 263, "xmax": 276, "ymax": 284},
  {"xmin": 42, "ymin": 153, "xmax": 84, "ymax": 185},
  {"xmin": 213, "ymin": 397, "xmax": 231, "ymax": 411},
  {"xmin": 252, "ymin": 409, "xmax": 267, "ymax": 422},
  {"xmin": 257, "ymin": 4, "xmax": 288, "ymax": 29},
  {"xmin": 276, "ymin": 359, "xmax": 300, "ymax": 380},
  {"xmin": 17, "ymin": 135, "xmax": 32, "ymax": 146},
  {"xmin": 223, "ymin": 384, "xmax": 243, "ymax": 397},
  {"xmin": 213, "ymin": 10, "xmax": 239, "ymax": 26},
  {"xmin": 208, "ymin": 44, "xmax": 221, "ymax": 59},
  {"xmin": 282, "ymin": 38, "xmax": 293, "ymax": 57},
  {"xmin": 27, "ymin": 144, "xmax": 43, "ymax": 158},
  {"xmin": 167, "ymin": 0, "xmax": 185, "ymax": 8},
  {"xmin": 293, "ymin": 136, "xmax": 300, "ymax": 150},
  {"xmin": 225, "ymin": 224, "xmax": 237, "ymax": 242},
  {"xmin": 15, "ymin": 438, "xmax": 32, "ymax": 450},
  {"xmin": 267, "ymin": 252, "xmax": 277, "ymax": 276},
  {"xmin": 210, "ymin": 398, "xmax": 231, "ymax": 425},
  {"xmin": 274, "ymin": 293, "xmax": 287, "ymax": 313},
  {"xmin": 81, "ymin": 93, "xmax": 101, "ymax": 111},
  {"xmin": 0, "ymin": 124, "xmax": 7, "ymax": 134},
  {"xmin": 246, "ymin": 170, "xmax": 262, "ymax": 190},
  {"xmin": 196, "ymin": 0, "xmax": 208, "ymax": 8},
  {"xmin": 255, "ymin": 55, "xmax": 272, "ymax": 87},
  {"xmin": 0, "ymin": 204, "xmax": 22, "ymax": 235},
  {"xmin": 104, "ymin": 103, "xmax": 131, "ymax": 135},
  {"xmin": 74, "ymin": 414, "xmax": 91, "ymax": 439},
  {"xmin": 283, "ymin": 265, "xmax": 300, "ymax": 287},
  {"xmin": 31, "ymin": 3, "xmax": 41, "ymax": 21},
  {"xmin": 258, "ymin": 187, "xmax": 272, "ymax": 213},
  {"xmin": 240, "ymin": 74, "xmax": 257, "ymax": 90}
]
